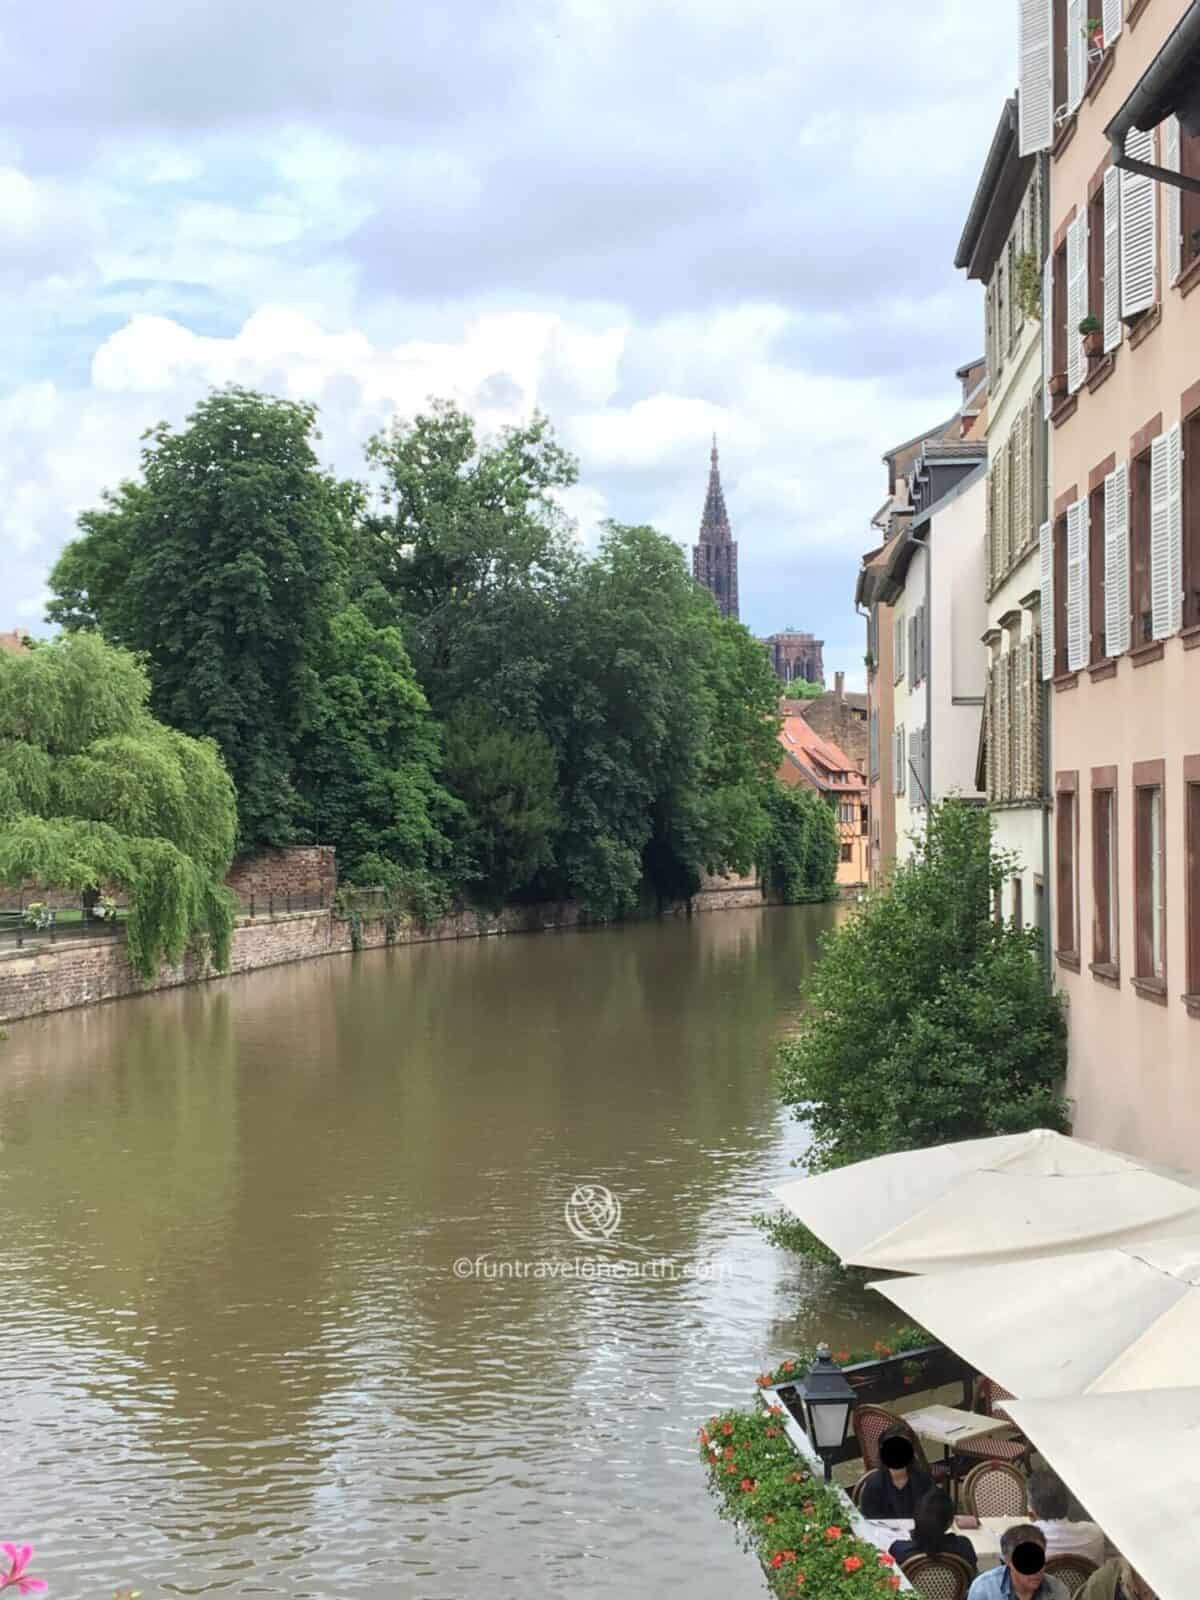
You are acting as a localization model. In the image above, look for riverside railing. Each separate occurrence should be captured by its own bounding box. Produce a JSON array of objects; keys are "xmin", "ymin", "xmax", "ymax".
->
[{"xmin": 0, "ymin": 886, "xmax": 338, "ymax": 948}]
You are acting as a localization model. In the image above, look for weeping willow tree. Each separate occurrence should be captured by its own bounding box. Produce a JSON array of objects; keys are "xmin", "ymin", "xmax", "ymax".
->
[{"xmin": 0, "ymin": 634, "xmax": 237, "ymax": 977}]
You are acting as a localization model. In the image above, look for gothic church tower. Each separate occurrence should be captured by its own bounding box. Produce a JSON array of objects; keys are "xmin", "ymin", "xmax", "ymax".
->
[{"xmin": 691, "ymin": 436, "xmax": 739, "ymax": 620}]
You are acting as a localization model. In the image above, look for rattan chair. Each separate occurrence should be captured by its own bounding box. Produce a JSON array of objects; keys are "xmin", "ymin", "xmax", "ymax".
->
[
  {"xmin": 851, "ymin": 1404, "xmax": 948, "ymax": 1482},
  {"xmin": 961, "ymin": 1458, "xmax": 1029, "ymax": 1517},
  {"xmin": 1044, "ymin": 1554, "xmax": 1099, "ymax": 1594},
  {"xmin": 848, "ymin": 1471, "xmax": 872, "ymax": 1507},
  {"xmin": 900, "ymin": 1552, "xmax": 975, "ymax": 1600},
  {"xmin": 952, "ymin": 1376, "xmax": 1032, "ymax": 1471}
]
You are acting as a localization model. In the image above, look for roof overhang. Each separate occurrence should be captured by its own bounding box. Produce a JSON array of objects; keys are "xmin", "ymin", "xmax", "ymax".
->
[
  {"xmin": 1105, "ymin": 1, "xmax": 1200, "ymax": 193},
  {"xmin": 955, "ymin": 99, "xmax": 1035, "ymax": 281}
]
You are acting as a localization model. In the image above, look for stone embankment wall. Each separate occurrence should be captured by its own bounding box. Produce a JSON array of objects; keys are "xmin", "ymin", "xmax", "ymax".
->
[{"xmin": 0, "ymin": 854, "xmax": 775, "ymax": 1026}]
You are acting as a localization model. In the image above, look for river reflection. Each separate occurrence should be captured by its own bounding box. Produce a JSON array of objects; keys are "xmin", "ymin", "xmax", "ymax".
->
[{"xmin": 0, "ymin": 905, "xmax": 893, "ymax": 1598}]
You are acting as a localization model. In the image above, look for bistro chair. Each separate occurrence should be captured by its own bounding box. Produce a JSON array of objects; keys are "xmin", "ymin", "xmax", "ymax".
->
[
  {"xmin": 852, "ymin": 1405, "xmax": 949, "ymax": 1483},
  {"xmin": 1044, "ymin": 1554, "xmax": 1100, "ymax": 1594},
  {"xmin": 961, "ymin": 1459, "xmax": 1029, "ymax": 1518},
  {"xmin": 900, "ymin": 1552, "xmax": 974, "ymax": 1600},
  {"xmin": 848, "ymin": 1471, "xmax": 872, "ymax": 1507},
  {"xmin": 952, "ymin": 1376, "xmax": 1032, "ymax": 1472}
]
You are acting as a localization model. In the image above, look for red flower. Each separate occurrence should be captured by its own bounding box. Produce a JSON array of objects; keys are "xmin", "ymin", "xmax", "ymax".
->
[
  {"xmin": 771, "ymin": 1553, "xmax": 785, "ymax": 1569},
  {"xmin": 763, "ymin": 1514, "xmax": 776, "ymax": 1524},
  {"xmin": 698, "ymin": 1427, "xmax": 709, "ymax": 1444},
  {"xmin": 724, "ymin": 1463, "xmax": 736, "ymax": 1475},
  {"xmin": 790, "ymin": 1472, "xmax": 805, "ymax": 1483},
  {"xmin": 878, "ymin": 1552, "xmax": 895, "ymax": 1566},
  {"xmin": 740, "ymin": 1477, "xmax": 756, "ymax": 1492},
  {"xmin": 757, "ymin": 1373, "xmax": 771, "ymax": 1387},
  {"xmin": 782, "ymin": 1359, "xmax": 795, "ymax": 1371},
  {"xmin": 766, "ymin": 1426, "xmax": 779, "ymax": 1437},
  {"xmin": 802, "ymin": 1500, "xmax": 815, "ymax": 1514},
  {"xmin": 825, "ymin": 1526, "xmax": 843, "ymax": 1541},
  {"xmin": 834, "ymin": 1349, "xmax": 851, "ymax": 1363},
  {"xmin": 842, "ymin": 1555, "xmax": 863, "ymax": 1573},
  {"xmin": 722, "ymin": 1422, "xmax": 733, "ymax": 1435},
  {"xmin": 723, "ymin": 1446, "xmax": 735, "ymax": 1459},
  {"xmin": 888, "ymin": 1579, "xmax": 901, "ymax": 1591},
  {"xmin": 769, "ymin": 1403, "xmax": 784, "ymax": 1416}
]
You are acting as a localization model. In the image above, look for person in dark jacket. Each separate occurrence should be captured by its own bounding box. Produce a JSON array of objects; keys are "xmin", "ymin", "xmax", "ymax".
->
[
  {"xmin": 858, "ymin": 1425, "xmax": 933, "ymax": 1519},
  {"xmin": 889, "ymin": 1489, "xmax": 978, "ymax": 1572}
]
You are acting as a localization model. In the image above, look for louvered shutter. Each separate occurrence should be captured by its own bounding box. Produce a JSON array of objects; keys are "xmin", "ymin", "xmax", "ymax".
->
[
  {"xmin": 1029, "ymin": 394, "xmax": 1044, "ymax": 544},
  {"xmin": 1040, "ymin": 521, "xmax": 1054, "ymax": 679},
  {"xmin": 1101, "ymin": 0, "xmax": 1122, "ymax": 46},
  {"xmin": 1167, "ymin": 423, "xmax": 1184, "ymax": 636},
  {"xmin": 1018, "ymin": 643, "xmax": 1032, "ymax": 797},
  {"xmin": 1121, "ymin": 129, "xmax": 1157, "ymax": 317},
  {"xmin": 986, "ymin": 466, "xmax": 996, "ymax": 592},
  {"xmin": 985, "ymin": 666, "xmax": 996, "ymax": 800},
  {"xmin": 1042, "ymin": 253, "xmax": 1055, "ymax": 416},
  {"xmin": 998, "ymin": 438, "xmax": 1011, "ymax": 577},
  {"xmin": 1066, "ymin": 0, "xmax": 1085, "ymax": 114},
  {"xmin": 997, "ymin": 654, "xmax": 1010, "ymax": 799},
  {"xmin": 1104, "ymin": 463, "xmax": 1131, "ymax": 658},
  {"xmin": 895, "ymin": 726, "xmax": 906, "ymax": 796},
  {"xmin": 1066, "ymin": 500, "xmax": 1086, "ymax": 670},
  {"xmin": 1014, "ymin": 409, "xmax": 1028, "ymax": 557},
  {"xmin": 1066, "ymin": 211, "xmax": 1088, "ymax": 394},
  {"xmin": 919, "ymin": 605, "xmax": 927, "ymax": 684},
  {"xmin": 908, "ymin": 728, "xmax": 919, "ymax": 807},
  {"xmin": 895, "ymin": 611, "xmax": 905, "ymax": 683},
  {"xmin": 1019, "ymin": 0, "xmax": 1054, "ymax": 155},
  {"xmin": 1103, "ymin": 165, "xmax": 1123, "ymax": 352},
  {"xmin": 1164, "ymin": 117, "xmax": 1182, "ymax": 287},
  {"xmin": 1029, "ymin": 636, "xmax": 1044, "ymax": 793},
  {"xmin": 1150, "ymin": 430, "xmax": 1173, "ymax": 639}
]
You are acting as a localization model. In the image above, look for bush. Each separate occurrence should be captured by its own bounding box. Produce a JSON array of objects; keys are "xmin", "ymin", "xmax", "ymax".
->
[{"xmin": 776, "ymin": 799, "xmax": 1067, "ymax": 1178}]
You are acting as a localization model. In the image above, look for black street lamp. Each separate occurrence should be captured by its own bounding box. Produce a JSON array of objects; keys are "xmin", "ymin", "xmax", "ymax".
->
[{"xmin": 797, "ymin": 1342, "xmax": 857, "ymax": 1480}]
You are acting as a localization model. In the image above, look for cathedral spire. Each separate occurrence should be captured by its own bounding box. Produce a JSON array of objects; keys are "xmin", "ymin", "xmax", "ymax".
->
[{"xmin": 692, "ymin": 435, "xmax": 739, "ymax": 620}]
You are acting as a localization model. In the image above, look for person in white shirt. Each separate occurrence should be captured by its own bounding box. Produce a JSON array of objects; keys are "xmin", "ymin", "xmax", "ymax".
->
[{"xmin": 1028, "ymin": 1471, "xmax": 1106, "ymax": 1568}]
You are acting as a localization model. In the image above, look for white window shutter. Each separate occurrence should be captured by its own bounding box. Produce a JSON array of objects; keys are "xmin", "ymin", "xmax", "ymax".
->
[
  {"xmin": 1121, "ymin": 129, "xmax": 1158, "ymax": 317},
  {"xmin": 1165, "ymin": 117, "xmax": 1182, "ymax": 286},
  {"xmin": 1101, "ymin": 0, "xmax": 1122, "ymax": 46},
  {"xmin": 1066, "ymin": 499, "xmax": 1086, "ymax": 670},
  {"xmin": 1103, "ymin": 165, "xmax": 1123, "ymax": 352},
  {"xmin": 895, "ymin": 610, "xmax": 905, "ymax": 683},
  {"xmin": 1150, "ymin": 430, "xmax": 1172, "ymax": 638},
  {"xmin": 1066, "ymin": 212, "xmax": 1088, "ymax": 394},
  {"xmin": 1104, "ymin": 463, "xmax": 1131, "ymax": 658},
  {"xmin": 1042, "ymin": 253, "xmax": 1055, "ymax": 416},
  {"xmin": 1167, "ymin": 422, "xmax": 1184, "ymax": 636},
  {"xmin": 1019, "ymin": 0, "xmax": 1054, "ymax": 155},
  {"xmin": 1040, "ymin": 520, "xmax": 1054, "ymax": 679},
  {"xmin": 1067, "ymin": 0, "xmax": 1085, "ymax": 114},
  {"xmin": 1078, "ymin": 496, "xmax": 1090, "ymax": 666}
]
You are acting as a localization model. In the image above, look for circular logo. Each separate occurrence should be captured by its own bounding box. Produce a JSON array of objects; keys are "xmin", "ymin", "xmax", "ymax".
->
[{"xmin": 564, "ymin": 1183, "xmax": 622, "ymax": 1242}]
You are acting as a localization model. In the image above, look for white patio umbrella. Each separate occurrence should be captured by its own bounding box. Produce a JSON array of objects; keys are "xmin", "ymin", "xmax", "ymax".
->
[
  {"xmin": 869, "ymin": 1237, "xmax": 1200, "ymax": 1397},
  {"xmin": 1003, "ymin": 1388, "xmax": 1200, "ymax": 1600},
  {"xmin": 772, "ymin": 1128, "xmax": 1200, "ymax": 1273}
]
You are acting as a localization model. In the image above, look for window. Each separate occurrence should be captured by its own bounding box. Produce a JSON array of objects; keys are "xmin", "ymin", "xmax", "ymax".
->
[
  {"xmin": 1088, "ymin": 482, "xmax": 1106, "ymax": 661},
  {"xmin": 1134, "ymin": 762, "xmax": 1166, "ymax": 993},
  {"xmin": 1185, "ymin": 407, "xmax": 1200, "ymax": 630},
  {"xmin": 1053, "ymin": 512, "xmax": 1069, "ymax": 673},
  {"xmin": 1052, "ymin": 0, "xmax": 1068, "ymax": 120},
  {"xmin": 840, "ymin": 843, "xmax": 853, "ymax": 864},
  {"xmin": 1182, "ymin": 130, "xmax": 1200, "ymax": 276},
  {"xmin": 1088, "ymin": 184, "xmax": 1105, "ymax": 330},
  {"xmin": 1092, "ymin": 776, "xmax": 1118, "ymax": 973},
  {"xmin": 1056, "ymin": 776, "xmax": 1079, "ymax": 963},
  {"xmin": 1051, "ymin": 239, "xmax": 1068, "ymax": 386},
  {"xmin": 1186, "ymin": 758, "xmax": 1200, "ymax": 1006},
  {"xmin": 894, "ymin": 610, "xmax": 906, "ymax": 684},
  {"xmin": 1131, "ymin": 447, "xmax": 1154, "ymax": 645},
  {"xmin": 860, "ymin": 804, "xmax": 869, "ymax": 836},
  {"xmin": 1013, "ymin": 875, "xmax": 1024, "ymax": 932}
]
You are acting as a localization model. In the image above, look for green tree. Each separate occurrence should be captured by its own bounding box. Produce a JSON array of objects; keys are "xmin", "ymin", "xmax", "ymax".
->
[
  {"xmin": 778, "ymin": 677, "xmax": 823, "ymax": 700},
  {"xmin": 296, "ymin": 605, "xmax": 459, "ymax": 887},
  {"xmin": 776, "ymin": 799, "xmax": 1067, "ymax": 1175},
  {"xmin": 360, "ymin": 401, "xmax": 580, "ymax": 720},
  {"xmin": 756, "ymin": 782, "xmax": 838, "ymax": 903},
  {"xmin": 48, "ymin": 387, "xmax": 353, "ymax": 851},
  {"xmin": 0, "ymin": 634, "xmax": 237, "ymax": 976},
  {"xmin": 441, "ymin": 701, "xmax": 561, "ymax": 910}
]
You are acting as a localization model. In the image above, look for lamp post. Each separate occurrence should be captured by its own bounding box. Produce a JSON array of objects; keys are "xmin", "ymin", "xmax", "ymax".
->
[{"xmin": 797, "ymin": 1342, "xmax": 856, "ymax": 1481}]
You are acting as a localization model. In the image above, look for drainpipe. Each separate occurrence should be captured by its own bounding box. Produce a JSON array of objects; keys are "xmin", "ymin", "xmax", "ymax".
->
[
  {"xmin": 1104, "ymin": 3, "xmax": 1200, "ymax": 193},
  {"xmin": 1038, "ymin": 148, "xmax": 1054, "ymax": 987}
]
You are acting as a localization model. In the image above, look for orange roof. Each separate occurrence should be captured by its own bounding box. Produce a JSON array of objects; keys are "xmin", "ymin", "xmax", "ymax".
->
[
  {"xmin": 0, "ymin": 629, "xmax": 29, "ymax": 656},
  {"xmin": 778, "ymin": 714, "xmax": 866, "ymax": 795}
]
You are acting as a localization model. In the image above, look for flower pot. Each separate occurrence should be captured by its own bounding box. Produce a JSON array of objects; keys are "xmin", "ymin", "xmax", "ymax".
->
[
  {"xmin": 1083, "ymin": 330, "xmax": 1103, "ymax": 358},
  {"xmin": 1049, "ymin": 372, "xmax": 1068, "ymax": 398}
]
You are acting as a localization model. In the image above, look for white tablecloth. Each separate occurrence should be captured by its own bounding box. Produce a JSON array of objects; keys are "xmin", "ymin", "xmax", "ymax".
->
[{"xmin": 858, "ymin": 1517, "xmax": 1028, "ymax": 1573}]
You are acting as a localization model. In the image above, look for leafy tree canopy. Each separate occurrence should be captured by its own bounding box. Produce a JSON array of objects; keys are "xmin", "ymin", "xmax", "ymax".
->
[
  {"xmin": 775, "ymin": 799, "xmax": 1067, "ymax": 1179},
  {"xmin": 0, "ymin": 634, "xmax": 237, "ymax": 976},
  {"xmin": 756, "ymin": 782, "xmax": 838, "ymax": 905},
  {"xmin": 48, "ymin": 387, "xmax": 354, "ymax": 851},
  {"xmin": 778, "ymin": 677, "xmax": 824, "ymax": 700}
]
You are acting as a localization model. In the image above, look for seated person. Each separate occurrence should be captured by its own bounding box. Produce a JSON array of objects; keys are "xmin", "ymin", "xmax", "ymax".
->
[
  {"xmin": 1079, "ymin": 1556, "xmax": 1158, "ymax": 1600},
  {"xmin": 889, "ymin": 1488, "xmax": 978, "ymax": 1572},
  {"xmin": 858, "ymin": 1425, "xmax": 933, "ymax": 1519},
  {"xmin": 1027, "ymin": 1469, "xmax": 1106, "ymax": 1567},
  {"xmin": 967, "ymin": 1526, "xmax": 1069, "ymax": 1599}
]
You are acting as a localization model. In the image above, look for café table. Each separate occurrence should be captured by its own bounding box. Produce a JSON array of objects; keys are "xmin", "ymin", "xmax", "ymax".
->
[
  {"xmin": 899, "ymin": 1402, "xmax": 1016, "ymax": 1499},
  {"xmin": 857, "ymin": 1515, "xmax": 1028, "ymax": 1573}
]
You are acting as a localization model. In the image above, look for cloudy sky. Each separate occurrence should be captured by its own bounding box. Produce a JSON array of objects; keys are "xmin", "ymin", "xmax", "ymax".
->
[{"xmin": 2, "ymin": 0, "xmax": 1016, "ymax": 686}]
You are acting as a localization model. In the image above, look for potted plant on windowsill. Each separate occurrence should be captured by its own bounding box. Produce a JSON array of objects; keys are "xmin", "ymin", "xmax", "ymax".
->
[
  {"xmin": 1086, "ymin": 16, "xmax": 1104, "ymax": 58},
  {"xmin": 1079, "ymin": 314, "xmax": 1103, "ymax": 358},
  {"xmin": 1049, "ymin": 371, "xmax": 1069, "ymax": 398}
]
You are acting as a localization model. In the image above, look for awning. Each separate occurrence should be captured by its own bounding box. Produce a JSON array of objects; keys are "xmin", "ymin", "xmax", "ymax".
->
[
  {"xmin": 772, "ymin": 1129, "xmax": 1200, "ymax": 1274},
  {"xmin": 1003, "ymin": 1388, "xmax": 1200, "ymax": 1600},
  {"xmin": 869, "ymin": 1237, "xmax": 1200, "ymax": 1397}
]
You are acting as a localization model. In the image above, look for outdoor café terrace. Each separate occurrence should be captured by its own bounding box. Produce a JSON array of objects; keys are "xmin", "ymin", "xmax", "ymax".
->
[{"xmin": 702, "ymin": 1129, "xmax": 1200, "ymax": 1599}]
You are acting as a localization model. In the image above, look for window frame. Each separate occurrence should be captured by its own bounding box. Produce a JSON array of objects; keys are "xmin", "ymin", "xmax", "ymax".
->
[
  {"xmin": 1130, "ymin": 444, "xmax": 1155, "ymax": 647},
  {"xmin": 1091, "ymin": 767, "xmax": 1119, "ymax": 980},
  {"xmin": 1056, "ymin": 772, "xmax": 1080, "ymax": 969},
  {"xmin": 1053, "ymin": 511, "xmax": 1070, "ymax": 674},
  {"xmin": 1183, "ymin": 400, "xmax": 1200, "ymax": 631},
  {"xmin": 1133, "ymin": 759, "xmax": 1167, "ymax": 999},
  {"xmin": 1186, "ymin": 754, "xmax": 1200, "ymax": 1014}
]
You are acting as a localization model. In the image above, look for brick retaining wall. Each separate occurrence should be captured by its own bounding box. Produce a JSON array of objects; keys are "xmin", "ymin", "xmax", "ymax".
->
[{"xmin": 224, "ymin": 846, "xmax": 337, "ymax": 904}]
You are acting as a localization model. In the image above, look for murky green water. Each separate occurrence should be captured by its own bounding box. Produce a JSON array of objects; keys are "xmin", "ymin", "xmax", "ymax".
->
[{"xmin": 0, "ymin": 905, "xmax": 892, "ymax": 1598}]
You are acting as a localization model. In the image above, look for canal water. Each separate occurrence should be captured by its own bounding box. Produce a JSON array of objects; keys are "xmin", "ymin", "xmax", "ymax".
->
[{"xmin": 0, "ymin": 905, "xmax": 894, "ymax": 1599}]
